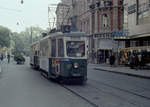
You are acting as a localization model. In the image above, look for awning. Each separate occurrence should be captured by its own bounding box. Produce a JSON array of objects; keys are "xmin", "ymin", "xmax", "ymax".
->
[
  {"xmin": 131, "ymin": 33, "xmax": 150, "ymax": 39},
  {"xmin": 113, "ymin": 36, "xmax": 130, "ymax": 40}
]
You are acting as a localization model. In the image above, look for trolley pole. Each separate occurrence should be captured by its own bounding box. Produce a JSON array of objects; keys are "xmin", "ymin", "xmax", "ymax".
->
[{"xmin": 30, "ymin": 27, "xmax": 33, "ymax": 44}]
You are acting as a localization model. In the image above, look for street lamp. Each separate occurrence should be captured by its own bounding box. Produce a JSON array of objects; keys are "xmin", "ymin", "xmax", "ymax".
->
[
  {"xmin": 16, "ymin": 22, "xmax": 19, "ymax": 26},
  {"xmin": 21, "ymin": 0, "xmax": 24, "ymax": 4}
]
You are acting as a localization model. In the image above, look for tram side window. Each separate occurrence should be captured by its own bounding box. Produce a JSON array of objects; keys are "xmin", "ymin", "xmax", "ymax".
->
[
  {"xmin": 58, "ymin": 39, "xmax": 64, "ymax": 57},
  {"xmin": 51, "ymin": 39, "xmax": 56, "ymax": 57}
]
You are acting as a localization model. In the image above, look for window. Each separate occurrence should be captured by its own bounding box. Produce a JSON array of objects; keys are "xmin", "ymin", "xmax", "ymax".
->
[
  {"xmin": 102, "ymin": 14, "xmax": 109, "ymax": 28},
  {"xmin": 124, "ymin": 4, "xmax": 128, "ymax": 29},
  {"xmin": 51, "ymin": 39, "xmax": 56, "ymax": 57},
  {"xmin": 137, "ymin": 0, "xmax": 149, "ymax": 25},
  {"xmin": 58, "ymin": 39, "xmax": 64, "ymax": 57},
  {"xmin": 66, "ymin": 41, "xmax": 85, "ymax": 57},
  {"xmin": 40, "ymin": 40, "xmax": 48, "ymax": 56}
]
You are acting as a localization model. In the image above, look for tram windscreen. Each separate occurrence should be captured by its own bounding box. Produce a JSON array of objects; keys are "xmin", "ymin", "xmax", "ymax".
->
[{"xmin": 66, "ymin": 41, "xmax": 85, "ymax": 57}]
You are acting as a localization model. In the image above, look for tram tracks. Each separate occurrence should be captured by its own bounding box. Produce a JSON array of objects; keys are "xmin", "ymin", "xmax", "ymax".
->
[
  {"xmin": 41, "ymin": 70, "xmax": 150, "ymax": 107},
  {"xmin": 40, "ymin": 72, "xmax": 99, "ymax": 107},
  {"xmin": 60, "ymin": 82, "xmax": 138, "ymax": 107},
  {"xmin": 60, "ymin": 84, "xmax": 99, "ymax": 107},
  {"xmin": 59, "ymin": 79, "xmax": 150, "ymax": 107},
  {"xmin": 89, "ymin": 78, "xmax": 150, "ymax": 101}
]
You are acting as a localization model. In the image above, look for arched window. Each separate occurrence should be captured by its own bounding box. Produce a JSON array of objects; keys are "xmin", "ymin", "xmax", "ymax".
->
[{"xmin": 102, "ymin": 14, "xmax": 109, "ymax": 28}]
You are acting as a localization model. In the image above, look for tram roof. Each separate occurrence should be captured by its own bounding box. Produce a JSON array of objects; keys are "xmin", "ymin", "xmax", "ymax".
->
[
  {"xmin": 31, "ymin": 41, "xmax": 39, "ymax": 46},
  {"xmin": 40, "ymin": 31, "xmax": 88, "ymax": 41}
]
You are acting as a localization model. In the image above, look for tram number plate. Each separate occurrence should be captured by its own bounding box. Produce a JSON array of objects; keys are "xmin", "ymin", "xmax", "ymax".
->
[{"xmin": 72, "ymin": 74, "xmax": 80, "ymax": 77}]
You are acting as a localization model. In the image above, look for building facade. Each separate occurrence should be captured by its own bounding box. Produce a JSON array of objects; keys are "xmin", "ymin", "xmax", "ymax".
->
[
  {"xmin": 56, "ymin": 0, "xmax": 72, "ymax": 29},
  {"xmin": 121, "ymin": 0, "xmax": 150, "ymax": 64},
  {"xmin": 88, "ymin": 0, "xmax": 124, "ymax": 63}
]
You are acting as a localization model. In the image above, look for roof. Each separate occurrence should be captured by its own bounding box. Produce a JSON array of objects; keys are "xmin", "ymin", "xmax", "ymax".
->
[
  {"xmin": 40, "ymin": 31, "xmax": 88, "ymax": 41},
  {"xmin": 31, "ymin": 41, "xmax": 39, "ymax": 46}
]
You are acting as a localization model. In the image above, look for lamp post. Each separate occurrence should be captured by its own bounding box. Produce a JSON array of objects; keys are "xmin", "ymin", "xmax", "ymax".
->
[
  {"xmin": 30, "ymin": 27, "xmax": 33, "ymax": 44},
  {"xmin": 21, "ymin": 0, "xmax": 24, "ymax": 4}
]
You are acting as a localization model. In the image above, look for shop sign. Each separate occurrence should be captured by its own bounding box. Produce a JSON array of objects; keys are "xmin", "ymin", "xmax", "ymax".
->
[
  {"xmin": 93, "ymin": 33, "xmax": 112, "ymax": 38},
  {"xmin": 96, "ymin": 1, "xmax": 112, "ymax": 7},
  {"xmin": 128, "ymin": 4, "xmax": 136, "ymax": 14},
  {"xmin": 112, "ymin": 30, "xmax": 129, "ymax": 37}
]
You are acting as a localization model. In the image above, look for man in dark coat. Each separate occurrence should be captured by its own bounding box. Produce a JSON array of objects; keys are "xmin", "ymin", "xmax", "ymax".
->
[{"xmin": 109, "ymin": 53, "xmax": 115, "ymax": 66}]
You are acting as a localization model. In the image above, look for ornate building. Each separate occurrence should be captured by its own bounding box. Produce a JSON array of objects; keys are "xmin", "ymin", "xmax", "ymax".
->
[
  {"xmin": 56, "ymin": 0, "xmax": 72, "ymax": 29},
  {"xmin": 88, "ymin": 0, "xmax": 124, "ymax": 63}
]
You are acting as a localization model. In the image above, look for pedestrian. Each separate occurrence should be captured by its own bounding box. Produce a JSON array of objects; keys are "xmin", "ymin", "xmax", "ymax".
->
[
  {"xmin": 134, "ymin": 54, "xmax": 139, "ymax": 70},
  {"xmin": 138, "ymin": 54, "xmax": 142, "ymax": 69},
  {"xmin": 7, "ymin": 54, "xmax": 10, "ymax": 63},
  {"xmin": 1, "ymin": 54, "xmax": 3, "ymax": 61},
  {"xmin": 140, "ymin": 54, "xmax": 145, "ymax": 69},
  {"xmin": 129, "ymin": 54, "xmax": 134, "ymax": 69},
  {"xmin": 109, "ymin": 53, "xmax": 115, "ymax": 66}
]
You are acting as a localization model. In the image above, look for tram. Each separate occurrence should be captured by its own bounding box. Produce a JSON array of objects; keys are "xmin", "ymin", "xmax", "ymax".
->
[
  {"xmin": 30, "ymin": 28, "xmax": 88, "ymax": 83},
  {"xmin": 30, "ymin": 41, "xmax": 40, "ymax": 69}
]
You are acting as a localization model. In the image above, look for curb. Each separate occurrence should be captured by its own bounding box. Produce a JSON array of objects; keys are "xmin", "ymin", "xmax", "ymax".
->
[
  {"xmin": 0, "ymin": 65, "xmax": 2, "ymax": 73},
  {"xmin": 94, "ymin": 68, "xmax": 150, "ymax": 79},
  {"xmin": 0, "ymin": 62, "xmax": 2, "ymax": 73}
]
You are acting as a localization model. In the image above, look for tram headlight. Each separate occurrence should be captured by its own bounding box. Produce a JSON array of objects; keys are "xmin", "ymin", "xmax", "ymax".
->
[{"xmin": 74, "ymin": 63, "xmax": 79, "ymax": 68}]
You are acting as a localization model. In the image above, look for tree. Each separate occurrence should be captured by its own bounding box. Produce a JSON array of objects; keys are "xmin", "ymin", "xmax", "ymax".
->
[
  {"xmin": 11, "ymin": 26, "xmax": 46, "ymax": 55},
  {"xmin": 11, "ymin": 32, "xmax": 24, "ymax": 54},
  {"xmin": 0, "ymin": 26, "xmax": 11, "ymax": 48}
]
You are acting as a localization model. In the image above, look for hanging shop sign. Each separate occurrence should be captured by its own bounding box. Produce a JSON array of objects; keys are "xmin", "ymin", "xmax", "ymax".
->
[
  {"xmin": 93, "ymin": 32, "xmax": 112, "ymax": 39},
  {"xmin": 112, "ymin": 30, "xmax": 129, "ymax": 37},
  {"xmin": 96, "ymin": 1, "xmax": 112, "ymax": 7},
  {"xmin": 128, "ymin": 4, "xmax": 136, "ymax": 14}
]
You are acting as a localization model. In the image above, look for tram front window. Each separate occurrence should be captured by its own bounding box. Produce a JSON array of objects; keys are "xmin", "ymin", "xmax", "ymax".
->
[{"xmin": 66, "ymin": 41, "xmax": 85, "ymax": 57}]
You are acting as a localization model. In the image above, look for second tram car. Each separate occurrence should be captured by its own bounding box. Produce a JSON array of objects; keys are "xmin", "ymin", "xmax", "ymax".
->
[
  {"xmin": 31, "ymin": 31, "xmax": 88, "ymax": 83},
  {"xmin": 30, "ymin": 41, "xmax": 40, "ymax": 69}
]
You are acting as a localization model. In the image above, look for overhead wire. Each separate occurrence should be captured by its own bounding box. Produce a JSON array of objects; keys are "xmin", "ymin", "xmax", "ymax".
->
[{"xmin": 0, "ymin": 6, "xmax": 22, "ymax": 12}]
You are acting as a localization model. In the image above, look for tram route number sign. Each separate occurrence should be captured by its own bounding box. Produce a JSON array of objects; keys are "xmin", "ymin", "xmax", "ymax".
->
[
  {"xmin": 52, "ymin": 59, "xmax": 60, "ymax": 67},
  {"xmin": 52, "ymin": 59, "xmax": 56, "ymax": 67}
]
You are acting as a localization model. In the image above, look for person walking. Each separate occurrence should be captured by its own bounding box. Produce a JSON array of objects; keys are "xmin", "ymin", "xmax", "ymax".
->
[
  {"xmin": 1, "ymin": 54, "xmax": 3, "ymax": 61},
  {"xmin": 109, "ymin": 53, "xmax": 115, "ymax": 66},
  {"xmin": 129, "ymin": 54, "xmax": 134, "ymax": 69},
  {"xmin": 138, "ymin": 54, "xmax": 142, "ymax": 69},
  {"xmin": 140, "ymin": 54, "xmax": 145, "ymax": 69},
  {"xmin": 7, "ymin": 54, "xmax": 10, "ymax": 63},
  {"xmin": 134, "ymin": 54, "xmax": 139, "ymax": 70}
]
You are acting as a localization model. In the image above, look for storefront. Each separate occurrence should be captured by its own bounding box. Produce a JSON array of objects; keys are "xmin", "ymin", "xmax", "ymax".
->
[
  {"xmin": 94, "ymin": 33, "xmax": 113, "ymax": 63},
  {"xmin": 97, "ymin": 49, "xmax": 112, "ymax": 63}
]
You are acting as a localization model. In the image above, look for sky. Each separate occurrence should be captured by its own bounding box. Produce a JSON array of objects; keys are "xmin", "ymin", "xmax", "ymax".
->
[{"xmin": 0, "ymin": 0, "xmax": 61, "ymax": 32}]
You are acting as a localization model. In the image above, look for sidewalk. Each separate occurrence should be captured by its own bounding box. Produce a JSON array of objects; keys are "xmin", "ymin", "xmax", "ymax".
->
[
  {"xmin": 89, "ymin": 63, "xmax": 150, "ymax": 79},
  {"xmin": 0, "ymin": 61, "xmax": 2, "ymax": 73}
]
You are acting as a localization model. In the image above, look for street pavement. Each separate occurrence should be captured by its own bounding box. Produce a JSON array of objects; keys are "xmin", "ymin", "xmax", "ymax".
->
[
  {"xmin": 65, "ymin": 65, "xmax": 150, "ymax": 107},
  {"xmin": 90, "ymin": 63, "xmax": 150, "ymax": 79},
  {"xmin": 0, "ymin": 58, "xmax": 92, "ymax": 107},
  {"xmin": 0, "ymin": 58, "xmax": 150, "ymax": 107}
]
